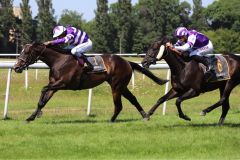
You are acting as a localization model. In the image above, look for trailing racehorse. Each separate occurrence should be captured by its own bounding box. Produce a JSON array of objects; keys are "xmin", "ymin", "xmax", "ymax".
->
[
  {"xmin": 142, "ymin": 37, "xmax": 240, "ymax": 125},
  {"xmin": 14, "ymin": 42, "xmax": 168, "ymax": 122}
]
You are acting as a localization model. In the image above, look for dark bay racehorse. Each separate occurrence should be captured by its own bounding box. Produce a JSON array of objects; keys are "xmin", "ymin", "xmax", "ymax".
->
[
  {"xmin": 14, "ymin": 42, "xmax": 168, "ymax": 122},
  {"xmin": 142, "ymin": 37, "xmax": 240, "ymax": 125}
]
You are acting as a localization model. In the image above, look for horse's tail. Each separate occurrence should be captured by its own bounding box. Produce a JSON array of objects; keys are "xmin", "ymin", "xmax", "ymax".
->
[{"xmin": 128, "ymin": 61, "xmax": 168, "ymax": 85}]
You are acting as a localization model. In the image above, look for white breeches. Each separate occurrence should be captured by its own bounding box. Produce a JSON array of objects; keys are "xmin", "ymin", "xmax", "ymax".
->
[
  {"xmin": 189, "ymin": 40, "xmax": 213, "ymax": 57},
  {"xmin": 71, "ymin": 39, "xmax": 92, "ymax": 57}
]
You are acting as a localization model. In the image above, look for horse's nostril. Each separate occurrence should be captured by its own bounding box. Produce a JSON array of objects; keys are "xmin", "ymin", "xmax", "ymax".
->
[{"xmin": 14, "ymin": 66, "xmax": 22, "ymax": 73}]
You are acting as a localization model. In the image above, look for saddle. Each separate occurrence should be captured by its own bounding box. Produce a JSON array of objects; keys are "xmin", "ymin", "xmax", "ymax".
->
[
  {"xmin": 78, "ymin": 55, "xmax": 107, "ymax": 73},
  {"xmin": 202, "ymin": 55, "xmax": 230, "ymax": 82},
  {"xmin": 49, "ymin": 46, "xmax": 106, "ymax": 73}
]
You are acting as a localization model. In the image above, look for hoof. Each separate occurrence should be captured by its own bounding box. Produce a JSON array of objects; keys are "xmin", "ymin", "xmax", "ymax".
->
[
  {"xmin": 200, "ymin": 111, "xmax": 206, "ymax": 116},
  {"xmin": 110, "ymin": 118, "xmax": 116, "ymax": 123},
  {"xmin": 25, "ymin": 119, "xmax": 32, "ymax": 123},
  {"xmin": 26, "ymin": 116, "xmax": 34, "ymax": 122},
  {"xmin": 159, "ymin": 80, "xmax": 169, "ymax": 85},
  {"xmin": 218, "ymin": 118, "xmax": 225, "ymax": 126},
  {"xmin": 37, "ymin": 111, "xmax": 43, "ymax": 118},
  {"xmin": 147, "ymin": 111, "xmax": 153, "ymax": 116},
  {"xmin": 180, "ymin": 115, "xmax": 191, "ymax": 121},
  {"xmin": 143, "ymin": 116, "xmax": 150, "ymax": 122}
]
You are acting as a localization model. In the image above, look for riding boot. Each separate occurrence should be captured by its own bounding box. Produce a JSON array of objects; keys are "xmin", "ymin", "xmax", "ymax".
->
[
  {"xmin": 81, "ymin": 54, "xmax": 94, "ymax": 71},
  {"xmin": 191, "ymin": 55, "xmax": 213, "ymax": 81},
  {"xmin": 191, "ymin": 55, "xmax": 212, "ymax": 71}
]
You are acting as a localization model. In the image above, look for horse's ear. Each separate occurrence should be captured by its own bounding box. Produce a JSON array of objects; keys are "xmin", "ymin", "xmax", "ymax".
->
[{"xmin": 161, "ymin": 36, "xmax": 172, "ymax": 44}]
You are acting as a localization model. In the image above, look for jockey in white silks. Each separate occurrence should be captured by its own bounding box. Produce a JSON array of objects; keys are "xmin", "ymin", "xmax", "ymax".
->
[
  {"xmin": 44, "ymin": 25, "xmax": 93, "ymax": 70},
  {"xmin": 167, "ymin": 27, "xmax": 214, "ymax": 72}
]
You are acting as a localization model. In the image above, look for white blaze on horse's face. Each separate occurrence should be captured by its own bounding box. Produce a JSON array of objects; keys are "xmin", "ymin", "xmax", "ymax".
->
[
  {"xmin": 21, "ymin": 48, "xmax": 25, "ymax": 54},
  {"xmin": 156, "ymin": 45, "xmax": 165, "ymax": 60}
]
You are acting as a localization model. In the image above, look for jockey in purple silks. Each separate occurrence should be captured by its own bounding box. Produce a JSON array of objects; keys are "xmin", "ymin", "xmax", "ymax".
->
[
  {"xmin": 44, "ymin": 25, "xmax": 93, "ymax": 70},
  {"xmin": 167, "ymin": 27, "xmax": 214, "ymax": 73}
]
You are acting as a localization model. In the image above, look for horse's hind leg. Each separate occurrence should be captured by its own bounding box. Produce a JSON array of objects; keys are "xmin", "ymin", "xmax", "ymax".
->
[
  {"xmin": 110, "ymin": 90, "xmax": 123, "ymax": 122},
  {"xmin": 200, "ymin": 97, "xmax": 229, "ymax": 125},
  {"xmin": 122, "ymin": 88, "xmax": 149, "ymax": 121},
  {"xmin": 200, "ymin": 86, "xmax": 225, "ymax": 116},
  {"xmin": 201, "ymin": 80, "xmax": 236, "ymax": 125}
]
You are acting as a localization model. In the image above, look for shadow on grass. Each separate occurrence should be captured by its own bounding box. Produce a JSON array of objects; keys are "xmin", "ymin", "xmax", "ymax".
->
[
  {"xmin": 163, "ymin": 122, "xmax": 240, "ymax": 128},
  {"xmin": 44, "ymin": 118, "xmax": 141, "ymax": 124}
]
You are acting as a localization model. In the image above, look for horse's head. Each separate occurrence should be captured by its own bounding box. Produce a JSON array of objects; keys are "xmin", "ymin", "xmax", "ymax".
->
[
  {"xmin": 141, "ymin": 37, "xmax": 171, "ymax": 68},
  {"xmin": 14, "ymin": 42, "xmax": 46, "ymax": 73}
]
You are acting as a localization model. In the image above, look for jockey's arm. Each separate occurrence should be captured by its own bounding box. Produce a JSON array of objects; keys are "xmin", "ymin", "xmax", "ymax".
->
[
  {"xmin": 174, "ymin": 43, "xmax": 191, "ymax": 52},
  {"xmin": 173, "ymin": 34, "xmax": 196, "ymax": 55},
  {"xmin": 51, "ymin": 34, "xmax": 74, "ymax": 45},
  {"xmin": 166, "ymin": 42, "xmax": 183, "ymax": 56}
]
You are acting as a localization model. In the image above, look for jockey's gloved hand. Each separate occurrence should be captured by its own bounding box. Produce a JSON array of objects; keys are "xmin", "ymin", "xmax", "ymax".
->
[
  {"xmin": 44, "ymin": 41, "xmax": 52, "ymax": 46},
  {"xmin": 166, "ymin": 42, "xmax": 173, "ymax": 48}
]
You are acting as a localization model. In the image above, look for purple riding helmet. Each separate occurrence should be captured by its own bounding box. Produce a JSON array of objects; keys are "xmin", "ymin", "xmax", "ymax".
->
[
  {"xmin": 175, "ymin": 27, "xmax": 188, "ymax": 37},
  {"xmin": 53, "ymin": 26, "xmax": 66, "ymax": 38}
]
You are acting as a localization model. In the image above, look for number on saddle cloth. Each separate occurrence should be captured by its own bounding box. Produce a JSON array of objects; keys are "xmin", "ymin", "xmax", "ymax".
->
[
  {"xmin": 205, "ymin": 55, "xmax": 230, "ymax": 82},
  {"xmin": 85, "ymin": 56, "xmax": 107, "ymax": 72}
]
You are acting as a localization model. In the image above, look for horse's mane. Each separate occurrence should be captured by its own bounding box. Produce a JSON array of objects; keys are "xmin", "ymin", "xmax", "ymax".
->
[
  {"xmin": 31, "ymin": 42, "xmax": 71, "ymax": 55},
  {"xmin": 47, "ymin": 45, "xmax": 72, "ymax": 55},
  {"xmin": 158, "ymin": 37, "xmax": 187, "ymax": 65}
]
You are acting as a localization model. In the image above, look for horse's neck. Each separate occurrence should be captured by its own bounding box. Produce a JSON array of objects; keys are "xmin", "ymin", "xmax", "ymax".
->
[
  {"xmin": 40, "ymin": 48, "xmax": 71, "ymax": 68},
  {"xmin": 164, "ymin": 51, "xmax": 186, "ymax": 75}
]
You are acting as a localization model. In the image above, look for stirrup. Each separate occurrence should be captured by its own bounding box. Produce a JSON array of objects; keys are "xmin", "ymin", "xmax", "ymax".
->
[
  {"xmin": 206, "ymin": 65, "xmax": 213, "ymax": 72},
  {"xmin": 85, "ymin": 64, "xmax": 94, "ymax": 71}
]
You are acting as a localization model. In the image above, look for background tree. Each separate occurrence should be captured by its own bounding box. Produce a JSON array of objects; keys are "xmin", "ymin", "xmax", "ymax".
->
[
  {"xmin": 203, "ymin": 0, "xmax": 240, "ymax": 54},
  {"xmin": 131, "ymin": 0, "xmax": 155, "ymax": 53},
  {"xmin": 1, "ymin": 0, "xmax": 240, "ymax": 54},
  {"xmin": 0, "ymin": 0, "xmax": 16, "ymax": 52},
  {"xmin": 36, "ymin": 0, "xmax": 56, "ymax": 42},
  {"xmin": 117, "ymin": 0, "xmax": 133, "ymax": 53},
  {"xmin": 58, "ymin": 9, "xmax": 85, "ymax": 29},
  {"xmin": 94, "ymin": 0, "xmax": 112, "ymax": 53},
  {"xmin": 204, "ymin": 29, "xmax": 240, "ymax": 54},
  {"xmin": 190, "ymin": 0, "xmax": 208, "ymax": 31},
  {"xmin": 20, "ymin": 0, "xmax": 33, "ymax": 44},
  {"xmin": 131, "ymin": 0, "xmax": 191, "ymax": 53},
  {"xmin": 205, "ymin": 0, "xmax": 240, "ymax": 31},
  {"xmin": 178, "ymin": 1, "xmax": 191, "ymax": 27}
]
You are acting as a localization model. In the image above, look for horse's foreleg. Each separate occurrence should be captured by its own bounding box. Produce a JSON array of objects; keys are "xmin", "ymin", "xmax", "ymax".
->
[
  {"xmin": 219, "ymin": 99, "xmax": 230, "ymax": 125},
  {"xmin": 176, "ymin": 88, "xmax": 199, "ymax": 121},
  {"xmin": 26, "ymin": 86, "xmax": 56, "ymax": 122},
  {"xmin": 148, "ymin": 88, "xmax": 178, "ymax": 116},
  {"xmin": 111, "ymin": 91, "xmax": 122, "ymax": 122},
  {"xmin": 122, "ymin": 88, "xmax": 149, "ymax": 121},
  {"xmin": 26, "ymin": 81, "xmax": 66, "ymax": 122}
]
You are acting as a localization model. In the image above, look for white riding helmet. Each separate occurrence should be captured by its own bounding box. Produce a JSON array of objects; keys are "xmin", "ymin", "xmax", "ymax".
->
[
  {"xmin": 175, "ymin": 27, "xmax": 188, "ymax": 37},
  {"xmin": 53, "ymin": 26, "xmax": 66, "ymax": 38}
]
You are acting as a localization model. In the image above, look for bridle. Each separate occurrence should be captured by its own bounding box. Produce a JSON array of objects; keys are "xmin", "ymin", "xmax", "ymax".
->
[
  {"xmin": 18, "ymin": 44, "xmax": 47, "ymax": 68},
  {"xmin": 143, "ymin": 41, "xmax": 171, "ymax": 67}
]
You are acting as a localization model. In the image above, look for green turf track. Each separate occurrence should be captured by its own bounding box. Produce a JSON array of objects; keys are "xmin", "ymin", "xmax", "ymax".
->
[{"xmin": 0, "ymin": 61, "xmax": 240, "ymax": 159}]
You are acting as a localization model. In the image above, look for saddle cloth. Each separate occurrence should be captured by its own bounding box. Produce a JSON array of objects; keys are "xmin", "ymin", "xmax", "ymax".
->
[
  {"xmin": 203, "ymin": 55, "xmax": 230, "ymax": 82},
  {"xmin": 85, "ymin": 55, "xmax": 107, "ymax": 72}
]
